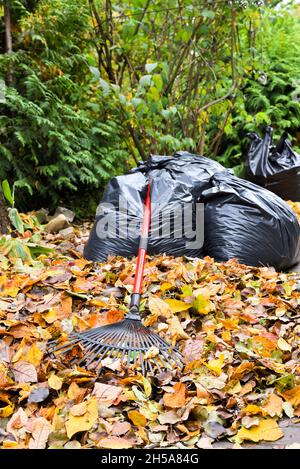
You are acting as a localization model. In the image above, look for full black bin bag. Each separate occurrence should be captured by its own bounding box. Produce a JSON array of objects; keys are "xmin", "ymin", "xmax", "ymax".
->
[
  {"xmin": 83, "ymin": 152, "xmax": 227, "ymax": 261},
  {"xmin": 246, "ymin": 126, "xmax": 300, "ymax": 201},
  {"xmin": 202, "ymin": 172, "xmax": 300, "ymax": 270}
]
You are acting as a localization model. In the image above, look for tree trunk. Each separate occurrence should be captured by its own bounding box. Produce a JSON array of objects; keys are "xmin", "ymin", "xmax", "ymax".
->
[
  {"xmin": 0, "ymin": 188, "xmax": 9, "ymax": 234},
  {"xmin": 4, "ymin": 0, "xmax": 13, "ymax": 85}
]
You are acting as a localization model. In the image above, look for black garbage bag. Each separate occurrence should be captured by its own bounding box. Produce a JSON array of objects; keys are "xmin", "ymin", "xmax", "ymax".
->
[
  {"xmin": 246, "ymin": 126, "xmax": 300, "ymax": 201},
  {"xmin": 202, "ymin": 172, "xmax": 300, "ymax": 270},
  {"xmin": 84, "ymin": 152, "xmax": 227, "ymax": 262}
]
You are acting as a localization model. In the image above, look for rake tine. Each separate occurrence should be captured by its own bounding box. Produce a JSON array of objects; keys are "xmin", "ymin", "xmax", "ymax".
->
[
  {"xmin": 132, "ymin": 328, "xmax": 139, "ymax": 367},
  {"xmin": 50, "ymin": 342, "xmax": 81, "ymax": 357},
  {"xmin": 77, "ymin": 327, "xmax": 118, "ymax": 348},
  {"xmin": 100, "ymin": 347, "xmax": 115, "ymax": 362},
  {"xmin": 77, "ymin": 328, "xmax": 122, "ymax": 366},
  {"xmin": 153, "ymin": 341, "xmax": 183, "ymax": 369},
  {"xmin": 78, "ymin": 346, "xmax": 100, "ymax": 367},
  {"xmin": 160, "ymin": 345, "xmax": 184, "ymax": 368},
  {"xmin": 48, "ymin": 339, "xmax": 77, "ymax": 354},
  {"xmin": 48, "ymin": 326, "xmax": 109, "ymax": 355},
  {"xmin": 155, "ymin": 357, "xmax": 162, "ymax": 373},
  {"xmin": 139, "ymin": 350, "xmax": 145, "ymax": 375},
  {"xmin": 148, "ymin": 332, "xmax": 184, "ymax": 368},
  {"xmin": 126, "ymin": 323, "xmax": 134, "ymax": 369},
  {"xmin": 84, "ymin": 341, "xmax": 113, "ymax": 368},
  {"xmin": 120, "ymin": 347, "xmax": 127, "ymax": 365},
  {"xmin": 92, "ymin": 345, "xmax": 114, "ymax": 370},
  {"xmin": 148, "ymin": 359, "xmax": 154, "ymax": 374},
  {"xmin": 112, "ymin": 328, "xmax": 127, "ymax": 364},
  {"xmin": 49, "ymin": 319, "xmax": 184, "ymax": 373},
  {"xmin": 135, "ymin": 326, "xmax": 148, "ymax": 373},
  {"xmin": 114, "ymin": 322, "xmax": 133, "ymax": 349},
  {"xmin": 142, "ymin": 335, "xmax": 169, "ymax": 371}
]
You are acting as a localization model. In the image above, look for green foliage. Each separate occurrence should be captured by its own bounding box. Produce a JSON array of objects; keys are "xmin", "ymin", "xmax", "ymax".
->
[
  {"xmin": 1, "ymin": 0, "xmax": 300, "ymax": 212},
  {"xmin": 0, "ymin": 0, "xmax": 128, "ymax": 214},
  {"xmin": 87, "ymin": 0, "xmax": 300, "ymax": 174},
  {"xmin": 2, "ymin": 180, "xmax": 14, "ymax": 206},
  {"xmin": 218, "ymin": 8, "xmax": 300, "ymax": 171}
]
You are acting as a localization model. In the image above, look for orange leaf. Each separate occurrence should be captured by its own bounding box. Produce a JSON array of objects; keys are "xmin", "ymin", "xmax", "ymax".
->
[
  {"xmin": 60, "ymin": 293, "xmax": 72, "ymax": 317},
  {"xmin": 106, "ymin": 309, "xmax": 124, "ymax": 324},
  {"xmin": 231, "ymin": 361, "xmax": 255, "ymax": 379},
  {"xmin": 252, "ymin": 335, "xmax": 277, "ymax": 358},
  {"xmin": 262, "ymin": 394, "xmax": 283, "ymax": 417},
  {"xmin": 281, "ymin": 385, "xmax": 300, "ymax": 407},
  {"xmin": 163, "ymin": 382, "xmax": 186, "ymax": 409},
  {"xmin": 128, "ymin": 410, "xmax": 147, "ymax": 427}
]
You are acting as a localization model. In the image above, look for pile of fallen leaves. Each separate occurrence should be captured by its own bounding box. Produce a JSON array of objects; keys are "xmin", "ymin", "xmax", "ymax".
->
[{"xmin": 1, "ymin": 213, "xmax": 300, "ymax": 449}]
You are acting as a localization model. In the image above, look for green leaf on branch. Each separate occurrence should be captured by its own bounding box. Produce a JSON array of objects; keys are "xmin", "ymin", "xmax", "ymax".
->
[{"xmin": 2, "ymin": 180, "xmax": 14, "ymax": 206}]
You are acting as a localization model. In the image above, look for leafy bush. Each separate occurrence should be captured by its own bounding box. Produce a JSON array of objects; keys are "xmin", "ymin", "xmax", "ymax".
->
[
  {"xmin": 1, "ymin": 0, "xmax": 300, "ymax": 212},
  {"xmin": 0, "ymin": 0, "xmax": 128, "ymax": 214}
]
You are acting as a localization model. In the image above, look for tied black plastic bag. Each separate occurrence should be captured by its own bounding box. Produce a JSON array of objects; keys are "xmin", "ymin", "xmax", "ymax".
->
[
  {"xmin": 202, "ymin": 172, "xmax": 300, "ymax": 270},
  {"xmin": 246, "ymin": 126, "xmax": 300, "ymax": 201},
  {"xmin": 84, "ymin": 152, "xmax": 226, "ymax": 262}
]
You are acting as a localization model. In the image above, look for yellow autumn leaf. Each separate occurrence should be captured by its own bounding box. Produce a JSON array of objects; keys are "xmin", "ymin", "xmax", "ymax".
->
[
  {"xmin": 167, "ymin": 315, "xmax": 189, "ymax": 342},
  {"xmin": 67, "ymin": 382, "xmax": 84, "ymax": 401},
  {"xmin": 0, "ymin": 403, "xmax": 14, "ymax": 418},
  {"xmin": 164, "ymin": 299, "xmax": 191, "ymax": 313},
  {"xmin": 43, "ymin": 309, "xmax": 58, "ymax": 324},
  {"xmin": 277, "ymin": 338, "xmax": 291, "ymax": 352},
  {"xmin": 23, "ymin": 342, "xmax": 43, "ymax": 367},
  {"xmin": 227, "ymin": 380, "xmax": 242, "ymax": 395},
  {"xmin": 205, "ymin": 354, "xmax": 225, "ymax": 375},
  {"xmin": 0, "ymin": 363, "xmax": 14, "ymax": 387},
  {"xmin": 148, "ymin": 297, "xmax": 173, "ymax": 318},
  {"xmin": 88, "ymin": 298, "xmax": 109, "ymax": 307},
  {"xmin": 159, "ymin": 282, "xmax": 173, "ymax": 292},
  {"xmin": 11, "ymin": 337, "xmax": 27, "ymax": 363},
  {"xmin": 65, "ymin": 397, "xmax": 98, "ymax": 439},
  {"xmin": 141, "ymin": 377, "xmax": 152, "ymax": 398},
  {"xmin": 236, "ymin": 418, "xmax": 283, "ymax": 442},
  {"xmin": 0, "ymin": 276, "xmax": 19, "ymax": 297},
  {"xmin": 128, "ymin": 410, "xmax": 147, "ymax": 427},
  {"xmin": 144, "ymin": 296, "xmax": 173, "ymax": 326},
  {"xmin": 192, "ymin": 294, "xmax": 211, "ymax": 315},
  {"xmin": 242, "ymin": 404, "xmax": 265, "ymax": 416},
  {"xmin": 2, "ymin": 441, "xmax": 23, "ymax": 449},
  {"xmin": 48, "ymin": 374, "xmax": 63, "ymax": 391}
]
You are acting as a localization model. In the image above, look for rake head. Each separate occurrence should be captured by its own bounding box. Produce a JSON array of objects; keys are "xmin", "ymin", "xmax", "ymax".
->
[{"xmin": 47, "ymin": 318, "xmax": 185, "ymax": 375}]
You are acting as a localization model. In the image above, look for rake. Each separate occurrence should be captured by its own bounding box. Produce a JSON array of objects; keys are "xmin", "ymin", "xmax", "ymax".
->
[{"xmin": 47, "ymin": 181, "xmax": 185, "ymax": 375}]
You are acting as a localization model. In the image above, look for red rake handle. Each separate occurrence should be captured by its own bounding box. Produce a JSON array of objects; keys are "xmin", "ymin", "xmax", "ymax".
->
[
  {"xmin": 127, "ymin": 180, "xmax": 151, "ymax": 318},
  {"xmin": 133, "ymin": 181, "xmax": 151, "ymax": 295}
]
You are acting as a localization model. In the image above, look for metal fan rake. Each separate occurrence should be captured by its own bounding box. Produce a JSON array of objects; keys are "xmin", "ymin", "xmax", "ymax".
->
[{"xmin": 47, "ymin": 181, "xmax": 185, "ymax": 375}]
